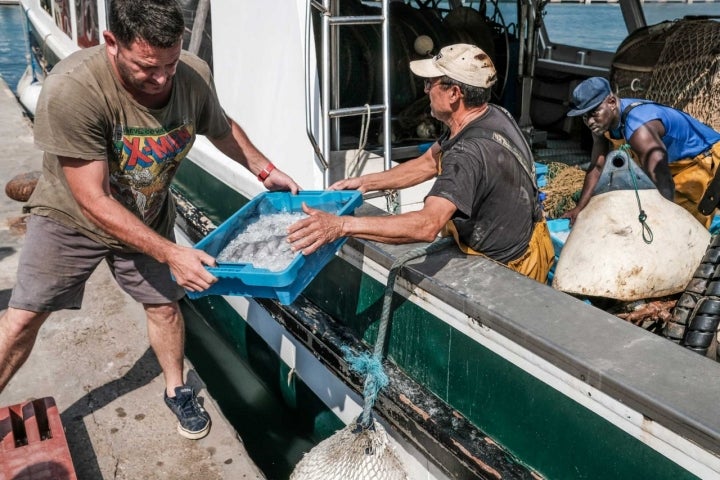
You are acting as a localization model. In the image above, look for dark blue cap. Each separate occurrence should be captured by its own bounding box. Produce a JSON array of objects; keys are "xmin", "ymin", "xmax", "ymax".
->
[{"xmin": 567, "ymin": 77, "xmax": 611, "ymax": 117}]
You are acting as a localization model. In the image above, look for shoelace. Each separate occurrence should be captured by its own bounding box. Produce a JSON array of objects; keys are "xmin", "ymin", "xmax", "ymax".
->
[{"xmin": 177, "ymin": 391, "xmax": 204, "ymax": 417}]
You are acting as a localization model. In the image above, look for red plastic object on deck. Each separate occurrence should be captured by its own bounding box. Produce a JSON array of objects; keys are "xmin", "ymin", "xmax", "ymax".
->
[{"xmin": 0, "ymin": 396, "xmax": 77, "ymax": 480}]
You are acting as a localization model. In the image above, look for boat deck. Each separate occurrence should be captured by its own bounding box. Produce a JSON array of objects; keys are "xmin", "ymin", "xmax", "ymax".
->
[{"xmin": 534, "ymin": 135, "xmax": 591, "ymax": 167}]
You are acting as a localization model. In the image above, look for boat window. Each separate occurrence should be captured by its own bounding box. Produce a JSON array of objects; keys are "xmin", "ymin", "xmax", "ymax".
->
[
  {"xmin": 542, "ymin": 3, "xmax": 628, "ymax": 52},
  {"xmin": 643, "ymin": 3, "xmax": 720, "ymax": 24},
  {"xmin": 180, "ymin": 0, "xmax": 214, "ymax": 72},
  {"xmin": 541, "ymin": 3, "xmax": 720, "ymax": 54},
  {"xmin": 609, "ymin": 4, "xmax": 720, "ymax": 127}
]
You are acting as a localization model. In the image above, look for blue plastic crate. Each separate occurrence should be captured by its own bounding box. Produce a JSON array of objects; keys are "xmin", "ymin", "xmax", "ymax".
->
[
  {"xmin": 711, "ymin": 213, "xmax": 720, "ymax": 235},
  {"xmin": 188, "ymin": 190, "xmax": 363, "ymax": 304},
  {"xmin": 547, "ymin": 218, "xmax": 571, "ymax": 258},
  {"xmin": 535, "ymin": 162, "xmax": 548, "ymax": 188},
  {"xmin": 545, "ymin": 218, "xmax": 571, "ymax": 286}
]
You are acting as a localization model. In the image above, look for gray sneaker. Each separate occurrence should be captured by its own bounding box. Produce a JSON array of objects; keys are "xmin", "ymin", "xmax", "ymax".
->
[{"xmin": 164, "ymin": 386, "xmax": 211, "ymax": 439}]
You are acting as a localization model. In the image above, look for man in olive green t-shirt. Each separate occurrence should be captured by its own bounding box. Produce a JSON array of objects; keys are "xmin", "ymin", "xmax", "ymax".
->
[{"xmin": 0, "ymin": 0, "xmax": 299, "ymax": 440}]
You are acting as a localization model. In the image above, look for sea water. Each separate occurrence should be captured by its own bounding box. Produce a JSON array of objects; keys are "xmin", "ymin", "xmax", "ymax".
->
[
  {"xmin": 494, "ymin": 2, "xmax": 720, "ymax": 52},
  {"xmin": 0, "ymin": 5, "xmax": 27, "ymax": 93}
]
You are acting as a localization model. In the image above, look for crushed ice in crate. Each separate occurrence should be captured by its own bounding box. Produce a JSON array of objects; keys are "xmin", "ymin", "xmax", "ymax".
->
[{"xmin": 216, "ymin": 212, "xmax": 307, "ymax": 271}]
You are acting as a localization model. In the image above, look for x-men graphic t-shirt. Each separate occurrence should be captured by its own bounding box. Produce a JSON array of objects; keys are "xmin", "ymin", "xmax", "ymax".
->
[{"xmin": 29, "ymin": 44, "xmax": 230, "ymax": 251}]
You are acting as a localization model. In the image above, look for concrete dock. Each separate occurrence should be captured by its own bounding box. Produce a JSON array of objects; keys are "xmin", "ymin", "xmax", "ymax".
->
[{"xmin": 0, "ymin": 79, "xmax": 264, "ymax": 479}]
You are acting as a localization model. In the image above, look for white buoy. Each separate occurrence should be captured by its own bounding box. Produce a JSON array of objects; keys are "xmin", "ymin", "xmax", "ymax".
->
[
  {"xmin": 552, "ymin": 189, "xmax": 710, "ymax": 301},
  {"xmin": 413, "ymin": 35, "xmax": 434, "ymax": 56}
]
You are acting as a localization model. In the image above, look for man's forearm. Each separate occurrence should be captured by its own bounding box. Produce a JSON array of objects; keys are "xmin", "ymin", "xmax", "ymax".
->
[
  {"xmin": 342, "ymin": 211, "xmax": 442, "ymax": 244},
  {"xmin": 360, "ymin": 156, "xmax": 437, "ymax": 192},
  {"xmin": 79, "ymin": 194, "xmax": 176, "ymax": 262},
  {"xmin": 648, "ymin": 161, "xmax": 675, "ymax": 201},
  {"xmin": 211, "ymin": 119, "xmax": 270, "ymax": 176}
]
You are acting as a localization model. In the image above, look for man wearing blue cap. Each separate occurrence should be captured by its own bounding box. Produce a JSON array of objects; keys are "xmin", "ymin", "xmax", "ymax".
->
[{"xmin": 562, "ymin": 76, "xmax": 720, "ymax": 227}]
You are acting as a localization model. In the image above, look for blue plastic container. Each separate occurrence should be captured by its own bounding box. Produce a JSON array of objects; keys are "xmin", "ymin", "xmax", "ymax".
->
[
  {"xmin": 535, "ymin": 162, "xmax": 548, "ymax": 188},
  {"xmin": 188, "ymin": 190, "xmax": 363, "ymax": 304},
  {"xmin": 546, "ymin": 218, "xmax": 571, "ymax": 285},
  {"xmin": 711, "ymin": 213, "xmax": 720, "ymax": 235},
  {"xmin": 546, "ymin": 218, "xmax": 571, "ymax": 258}
]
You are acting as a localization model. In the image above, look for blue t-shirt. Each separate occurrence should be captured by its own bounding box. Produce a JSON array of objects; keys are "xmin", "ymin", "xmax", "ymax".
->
[{"xmin": 612, "ymin": 99, "xmax": 720, "ymax": 162}]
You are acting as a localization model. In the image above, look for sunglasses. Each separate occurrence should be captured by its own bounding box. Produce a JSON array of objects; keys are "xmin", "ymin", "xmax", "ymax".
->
[{"xmin": 424, "ymin": 78, "xmax": 451, "ymax": 90}]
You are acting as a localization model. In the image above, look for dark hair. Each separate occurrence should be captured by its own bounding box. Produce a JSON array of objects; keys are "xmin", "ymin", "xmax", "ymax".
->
[
  {"xmin": 441, "ymin": 76, "xmax": 491, "ymax": 107},
  {"xmin": 109, "ymin": 0, "xmax": 185, "ymax": 48}
]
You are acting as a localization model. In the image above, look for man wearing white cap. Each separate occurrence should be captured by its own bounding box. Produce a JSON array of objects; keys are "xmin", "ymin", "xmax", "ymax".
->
[{"xmin": 288, "ymin": 44, "xmax": 554, "ymax": 282}]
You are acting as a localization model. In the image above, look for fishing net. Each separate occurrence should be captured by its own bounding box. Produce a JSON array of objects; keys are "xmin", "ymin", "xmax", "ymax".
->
[
  {"xmin": 541, "ymin": 162, "xmax": 585, "ymax": 219},
  {"xmin": 290, "ymin": 343, "xmax": 408, "ymax": 480},
  {"xmin": 610, "ymin": 19, "xmax": 720, "ymax": 130},
  {"xmin": 290, "ymin": 421, "xmax": 407, "ymax": 480},
  {"xmin": 610, "ymin": 21, "xmax": 676, "ymax": 99},
  {"xmin": 645, "ymin": 20, "xmax": 720, "ymax": 131},
  {"xmin": 289, "ymin": 342, "xmax": 407, "ymax": 480},
  {"xmin": 290, "ymin": 239, "xmax": 453, "ymax": 480}
]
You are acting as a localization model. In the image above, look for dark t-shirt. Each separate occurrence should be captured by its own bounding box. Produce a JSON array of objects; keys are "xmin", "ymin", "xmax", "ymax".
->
[{"xmin": 428, "ymin": 105, "xmax": 537, "ymax": 263}]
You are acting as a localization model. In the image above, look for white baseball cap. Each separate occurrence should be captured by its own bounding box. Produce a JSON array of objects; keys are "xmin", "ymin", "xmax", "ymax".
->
[{"xmin": 410, "ymin": 43, "xmax": 497, "ymax": 88}]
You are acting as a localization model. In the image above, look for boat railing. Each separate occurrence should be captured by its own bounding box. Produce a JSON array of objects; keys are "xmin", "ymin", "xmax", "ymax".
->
[{"xmin": 305, "ymin": 0, "xmax": 392, "ymax": 191}]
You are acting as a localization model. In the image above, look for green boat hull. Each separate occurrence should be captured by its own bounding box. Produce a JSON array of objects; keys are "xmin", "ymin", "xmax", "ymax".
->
[{"xmin": 174, "ymin": 159, "xmax": 716, "ymax": 480}]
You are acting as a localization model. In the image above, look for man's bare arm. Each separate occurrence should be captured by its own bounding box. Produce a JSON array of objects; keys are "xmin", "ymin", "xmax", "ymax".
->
[
  {"xmin": 561, "ymin": 134, "xmax": 609, "ymax": 224},
  {"xmin": 286, "ymin": 195, "xmax": 456, "ymax": 254},
  {"xmin": 629, "ymin": 120, "xmax": 674, "ymax": 201},
  {"xmin": 209, "ymin": 117, "xmax": 300, "ymax": 193},
  {"xmin": 330, "ymin": 142, "xmax": 441, "ymax": 193},
  {"xmin": 60, "ymin": 156, "xmax": 217, "ymax": 292}
]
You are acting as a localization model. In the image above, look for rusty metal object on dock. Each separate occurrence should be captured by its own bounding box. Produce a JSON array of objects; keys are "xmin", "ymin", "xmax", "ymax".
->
[
  {"xmin": 4, "ymin": 171, "xmax": 41, "ymax": 202},
  {"xmin": 0, "ymin": 396, "xmax": 77, "ymax": 480}
]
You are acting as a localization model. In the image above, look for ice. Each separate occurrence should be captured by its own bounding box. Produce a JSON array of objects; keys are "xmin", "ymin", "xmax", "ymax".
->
[{"xmin": 216, "ymin": 212, "xmax": 307, "ymax": 271}]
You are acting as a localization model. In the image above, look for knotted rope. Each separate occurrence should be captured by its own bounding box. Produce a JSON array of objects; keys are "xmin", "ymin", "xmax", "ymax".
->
[
  {"xmin": 291, "ymin": 236, "xmax": 454, "ymax": 480},
  {"xmin": 619, "ymin": 144, "xmax": 654, "ymax": 244},
  {"xmin": 344, "ymin": 237, "xmax": 455, "ymax": 429}
]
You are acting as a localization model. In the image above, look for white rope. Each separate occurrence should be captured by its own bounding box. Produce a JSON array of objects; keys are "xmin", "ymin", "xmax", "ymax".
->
[{"xmin": 347, "ymin": 104, "xmax": 372, "ymax": 178}]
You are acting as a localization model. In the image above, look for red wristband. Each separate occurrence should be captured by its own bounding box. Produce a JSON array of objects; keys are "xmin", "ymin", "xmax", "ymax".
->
[{"xmin": 257, "ymin": 162, "xmax": 275, "ymax": 182}]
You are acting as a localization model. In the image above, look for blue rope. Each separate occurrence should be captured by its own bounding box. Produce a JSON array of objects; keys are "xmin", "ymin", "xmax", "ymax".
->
[
  {"xmin": 342, "ymin": 346, "xmax": 388, "ymax": 427},
  {"xmin": 343, "ymin": 237, "xmax": 455, "ymax": 428}
]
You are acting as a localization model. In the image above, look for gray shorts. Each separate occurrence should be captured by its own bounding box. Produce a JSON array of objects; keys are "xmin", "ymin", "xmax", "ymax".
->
[{"xmin": 10, "ymin": 215, "xmax": 185, "ymax": 312}]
